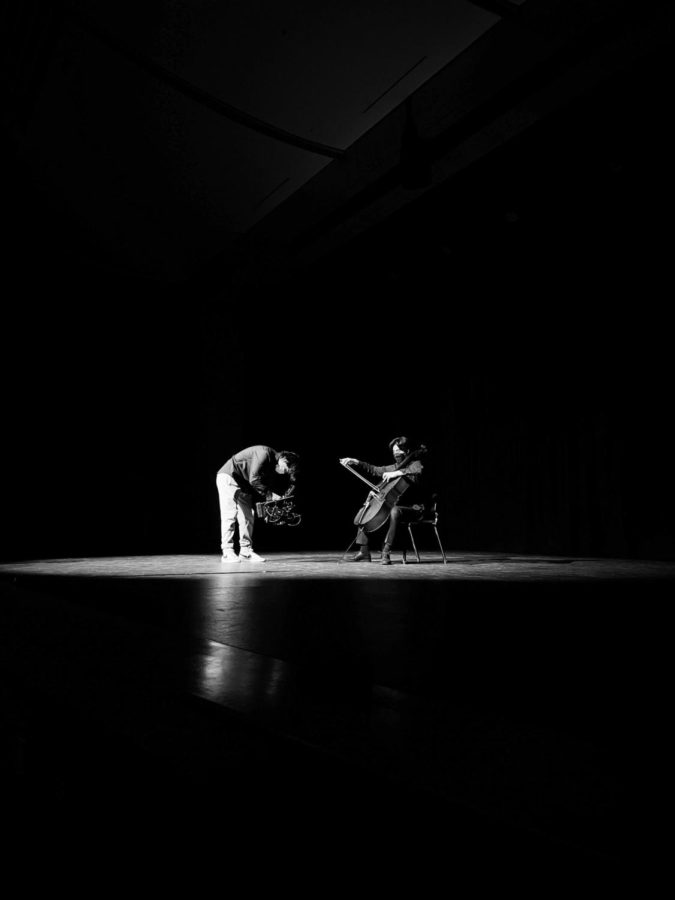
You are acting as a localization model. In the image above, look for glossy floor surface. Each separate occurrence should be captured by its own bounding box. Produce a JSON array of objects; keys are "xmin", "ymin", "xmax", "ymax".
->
[{"xmin": 1, "ymin": 551, "xmax": 670, "ymax": 880}]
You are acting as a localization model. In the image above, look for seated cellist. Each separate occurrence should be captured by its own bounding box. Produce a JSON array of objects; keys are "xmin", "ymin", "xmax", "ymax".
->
[{"xmin": 339, "ymin": 435, "xmax": 427, "ymax": 565}]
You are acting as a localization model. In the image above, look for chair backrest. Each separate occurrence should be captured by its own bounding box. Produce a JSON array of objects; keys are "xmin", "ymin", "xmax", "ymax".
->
[{"xmin": 419, "ymin": 493, "xmax": 439, "ymax": 524}]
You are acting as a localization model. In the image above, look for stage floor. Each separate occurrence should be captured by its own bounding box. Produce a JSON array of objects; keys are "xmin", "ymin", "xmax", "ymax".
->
[
  {"xmin": 1, "ymin": 551, "xmax": 669, "ymax": 873},
  {"xmin": 2, "ymin": 549, "xmax": 674, "ymax": 579}
]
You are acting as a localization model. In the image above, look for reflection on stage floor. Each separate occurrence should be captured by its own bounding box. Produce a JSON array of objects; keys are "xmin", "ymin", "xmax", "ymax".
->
[{"xmin": 1, "ymin": 551, "xmax": 669, "ymax": 875}]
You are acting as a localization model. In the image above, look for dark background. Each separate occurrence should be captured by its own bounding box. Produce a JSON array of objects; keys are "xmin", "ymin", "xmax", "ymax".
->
[{"xmin": 2, "ymin": 3, "xmax": 674, "ymax": 563}]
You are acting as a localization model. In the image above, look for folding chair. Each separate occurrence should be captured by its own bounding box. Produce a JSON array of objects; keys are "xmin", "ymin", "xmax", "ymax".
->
[{"xmin": 402, "ymin": 494, "xmax": 447, "ymax": 564}]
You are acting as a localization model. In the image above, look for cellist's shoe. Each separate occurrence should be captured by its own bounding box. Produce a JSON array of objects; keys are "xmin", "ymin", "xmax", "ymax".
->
[
  {"xmin": 381, "ymin": 551, "xmax": 392, "ymax": 565},
  {"xmin": 352, "ymin": 550, "xmax": 371, "ymax": 562}
]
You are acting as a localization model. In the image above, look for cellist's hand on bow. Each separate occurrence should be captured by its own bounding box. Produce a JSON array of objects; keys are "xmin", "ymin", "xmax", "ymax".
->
[{"xmin": 340, "ymin": 457, "xmax": 359, "ymax": 466}]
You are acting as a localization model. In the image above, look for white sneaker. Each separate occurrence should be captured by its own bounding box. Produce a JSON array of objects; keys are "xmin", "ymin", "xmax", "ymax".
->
[
  {"xmin": 239, "ymin": 550, "xmax": 266, "ymax": 563},
  {"xmin": 221, "ymin": 550, "xmax": 241, "ymax": 562}
]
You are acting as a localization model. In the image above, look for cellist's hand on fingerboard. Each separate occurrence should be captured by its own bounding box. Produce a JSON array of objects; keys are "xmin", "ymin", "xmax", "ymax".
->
[{"xmin": 381, "ymin": 471, "xmax": 401, "ymax": 482}]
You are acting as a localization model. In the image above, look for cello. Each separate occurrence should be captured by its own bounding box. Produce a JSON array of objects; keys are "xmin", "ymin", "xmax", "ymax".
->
[{"xmin": 340, "ymin": 444, "xmax": 428, "ymax": 533}]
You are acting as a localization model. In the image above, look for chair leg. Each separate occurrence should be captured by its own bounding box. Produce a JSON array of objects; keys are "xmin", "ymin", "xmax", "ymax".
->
[
  {"xmin": 433, "ymin": 526, "xmax": 447, "ymax": 564},
  {"xmin": 402, "ymin": 525, "xmax": 412, "ymax": 563},
  {"xmin": 408, "ymin": 525, "xmax": 421, "ymax": 563}
]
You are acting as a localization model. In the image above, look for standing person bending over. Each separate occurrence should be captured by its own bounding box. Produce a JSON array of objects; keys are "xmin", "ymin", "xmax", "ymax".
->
[{"xmin": 217, "ymin": 445, "xmax": 299, "ymax": 562}]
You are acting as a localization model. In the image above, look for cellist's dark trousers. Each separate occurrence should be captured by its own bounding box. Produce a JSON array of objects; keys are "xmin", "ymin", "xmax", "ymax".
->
[{"xmin": 356, "ymin": 504, "xmax": 422, "ymax": 549}]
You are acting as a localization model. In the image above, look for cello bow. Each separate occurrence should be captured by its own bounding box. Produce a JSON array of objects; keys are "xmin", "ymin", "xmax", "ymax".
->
[{"xmin": 339, "ymin": 459, "xmax": 383, "ymax": 495}]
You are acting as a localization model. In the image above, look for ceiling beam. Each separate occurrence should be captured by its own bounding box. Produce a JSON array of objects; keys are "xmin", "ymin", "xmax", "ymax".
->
[
  {"xmin": 463, "ymin": 0, "xmax": 523, "ymax": 21},
  {"xmin": 71, "ymin": 10, "xmax": 346, "ymax": 159}
]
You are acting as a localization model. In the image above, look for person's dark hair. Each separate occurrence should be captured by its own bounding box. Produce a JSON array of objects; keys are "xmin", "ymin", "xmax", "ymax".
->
[
  {"xmin": 388, "ymin": 436, "xmax": 414, "ymax": 453},
  {"xmin": 280, "ymin": 450, "xmax": 300, "ymax": 474}
]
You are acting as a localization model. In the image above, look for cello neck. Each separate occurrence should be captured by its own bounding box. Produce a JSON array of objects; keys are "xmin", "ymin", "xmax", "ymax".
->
[{"xmin": 396, "ymin": 444, "xmax": 428, "ymax": 471}]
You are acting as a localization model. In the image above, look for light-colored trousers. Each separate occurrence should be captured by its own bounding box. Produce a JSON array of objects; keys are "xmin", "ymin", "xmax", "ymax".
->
[{"xmin": 216, "ymin": 472, "xmax": 255, "ymax": 552}]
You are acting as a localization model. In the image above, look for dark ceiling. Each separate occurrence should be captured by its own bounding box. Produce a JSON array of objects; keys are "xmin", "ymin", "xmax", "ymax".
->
[{"xmin": 4, "ymin": 0, "xmax": 674, "ymax": 293}]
